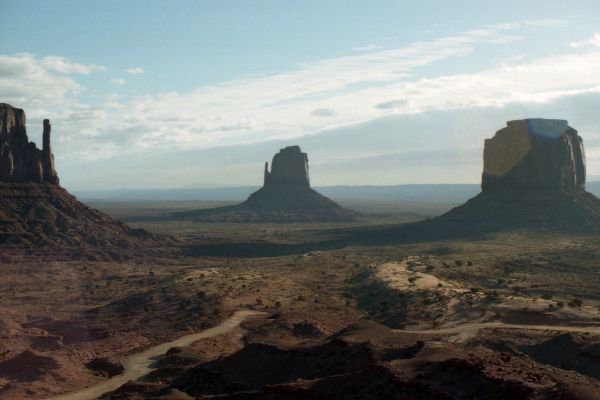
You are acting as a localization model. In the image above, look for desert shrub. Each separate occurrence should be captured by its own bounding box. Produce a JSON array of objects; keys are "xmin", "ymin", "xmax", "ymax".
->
[
  {"xmin": 485, "ymin": 290, "xmax": 498, "ymax": 300},
  {"xmin": 568, "ymin": 299, "xmax": 583, "ymax": 308}
]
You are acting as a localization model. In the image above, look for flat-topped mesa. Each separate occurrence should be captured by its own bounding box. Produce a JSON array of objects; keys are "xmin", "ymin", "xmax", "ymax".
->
[
  {"xmin": 0, "ymin": 103, "xmax": 59, "ymax": 184},
  {"xmin": 264, "ymin": 145, "xmax": 310, "ymax": 188},
  {"xmin": 482, "ymin": 119, "xmax": 585, "ymax": 192}
]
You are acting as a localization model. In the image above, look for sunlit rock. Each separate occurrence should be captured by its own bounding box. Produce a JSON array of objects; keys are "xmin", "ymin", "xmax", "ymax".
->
[{"xmin": 482, "ymin": 119, "xmax": 585, "ymax": 192}]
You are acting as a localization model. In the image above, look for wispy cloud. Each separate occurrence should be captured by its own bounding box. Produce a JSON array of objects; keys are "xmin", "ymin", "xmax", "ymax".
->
[
  {"xmin": 126, "ymin": 67, "xmax": 144, "ymax": 74},
  {"xmin": 41, "ymin": 55, "xmax": 105, "ymax": 74},
  {"xmin": 352, "ymin": 44, "xmax": 379, "ymax": 52},
  {"xmin": 4, "ymin": 19, "xmax": 600, "ymax": 164},
  {"xmin": 570, "ymin": 33, "xmax": 600, "ymax": 48},
  {"xmin": 109, "ymin": 78, "xmax": 126, "ymax": 85},
  {"xmin": 311, "ymin": 108, "xmax": 337, "ymax": 117}
]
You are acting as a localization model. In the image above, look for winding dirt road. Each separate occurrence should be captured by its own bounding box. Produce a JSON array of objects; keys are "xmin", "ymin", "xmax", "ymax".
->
[
  {"xmin": 398, "ymin": 321, "xmax": 600, "ymax": 343},
  {"xmin": 48, "ymin": 310, "xmax": 265, "ymax": 400}
]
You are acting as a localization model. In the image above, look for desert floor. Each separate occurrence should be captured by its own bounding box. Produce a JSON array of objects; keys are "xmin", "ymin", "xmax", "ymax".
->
[{"xmin": 2, "ymin": 200, "xmax": 600, "ymax": 399}]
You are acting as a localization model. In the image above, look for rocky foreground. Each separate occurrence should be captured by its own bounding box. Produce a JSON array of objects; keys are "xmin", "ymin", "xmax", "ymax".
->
[{"xmin": 102, "ymin": 318, "xmax": 600, "ymax": 400}]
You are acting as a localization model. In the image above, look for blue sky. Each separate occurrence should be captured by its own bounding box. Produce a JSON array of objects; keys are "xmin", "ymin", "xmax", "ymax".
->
[{"xmin": 2, "ymin": 1, "xmax": 600, "ymax": 190}]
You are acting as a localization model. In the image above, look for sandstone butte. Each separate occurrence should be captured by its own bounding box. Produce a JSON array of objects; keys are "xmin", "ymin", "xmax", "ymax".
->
[{"xmin": 438, "ymin": 118, "xmax": 600, "ymax": 229}]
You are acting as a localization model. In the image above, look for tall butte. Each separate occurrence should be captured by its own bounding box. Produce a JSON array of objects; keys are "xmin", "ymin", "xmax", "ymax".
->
[
  {"xmin": 440, "ymin": 118, "xmax": 600, "ymax": 228},
  {"xmin": 0, "ymin": 103, "xmax": 169, "ymax": 260},
  {"xmin": 237, "ymin": 145, "xmax": 358, "ymax": 220}
]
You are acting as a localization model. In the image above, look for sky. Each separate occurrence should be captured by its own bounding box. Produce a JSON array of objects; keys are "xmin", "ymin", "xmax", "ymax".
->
[{"xmin": 2, "ymin": 0, "xmax": 600, "ymax": 190}]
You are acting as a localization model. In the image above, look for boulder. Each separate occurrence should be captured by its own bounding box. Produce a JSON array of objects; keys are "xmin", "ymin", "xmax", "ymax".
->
[{"xmin": 482, "ymin": 119, "xmax": 585, "ymax": 192}]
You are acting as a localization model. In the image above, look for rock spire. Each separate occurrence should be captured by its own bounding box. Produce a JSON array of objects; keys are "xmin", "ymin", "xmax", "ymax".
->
[{"xmin": 0, "ymin": 103, "xmax": 59, "ymax": 184}]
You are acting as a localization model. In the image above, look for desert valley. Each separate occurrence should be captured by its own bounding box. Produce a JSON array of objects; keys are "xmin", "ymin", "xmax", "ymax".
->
[{"xmin": 3, "ymin": 2, "xmax": 600, "ymax": 399}]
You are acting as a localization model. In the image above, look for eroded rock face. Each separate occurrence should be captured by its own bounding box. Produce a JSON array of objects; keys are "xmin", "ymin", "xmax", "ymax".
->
[
  {"xmin": 0, "ymin": 103, "xmax": 59, "ymax": 184},
  {"xmin": 264, "ymin": 145, "xmax": 310, "ymax": 187},
  {"xmin": 482, "ymin": 119, "xmax": 585, "ymax": 192}
]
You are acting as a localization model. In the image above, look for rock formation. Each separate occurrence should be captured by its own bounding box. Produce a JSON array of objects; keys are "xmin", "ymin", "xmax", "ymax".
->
[
  {"xmin": 0, "ymin": 103, "xmax": 172, "ymax": 259},
  {"xmin": 438, "ymin": 118, "xmax": 600, "ymax": 229},
  {"xmin": 482, "ymin": 119, "xmax": 585, "ymax": 192},
  {"xmin": 263, "ymin": 145, "xmax": 310, "ymax": 187},
  {"xmin": 162, "ymin": 146, "xmax": 358, "ymax": 223},
  {"xmin": 42, "ymin": 119, "xmax": 59, "ymax": 184},
  {"xmin": 0, "ymin": 104, "xmax": 59, "ymax": 184}
]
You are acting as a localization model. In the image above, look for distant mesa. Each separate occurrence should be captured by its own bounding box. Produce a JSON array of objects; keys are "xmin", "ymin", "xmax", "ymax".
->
[
  {"xmin": 439, "ymin": 118, "xmax": 600, "ymax": 229},
  {"xmin": 162, "ymin": 145, "xmax": 359, "ymax": 223},
  {"xmin": 242, "ymin": 145, "xmax": 349, "ymax": 213},
  {"xmin": 0, "ymin": 103, "xmax": 169, "ymax": 260},
  {"xmin": 481, "ymin": 119, "xmax": 585, "ymax": 192}
]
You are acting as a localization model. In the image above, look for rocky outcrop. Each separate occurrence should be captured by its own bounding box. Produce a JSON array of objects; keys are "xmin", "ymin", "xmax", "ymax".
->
[
  {"xmin": 264, "ymin": 146, "xmax": 310, "ymax": 187},
  {"xmin": 222, "ymin": 146, "xmax": 358, "ymax": 221},
  {"xmin": 42, "ymin": 119, "xmax": 59, "ymax": 184},
  {"xmin": 482, "ymin": 119, "xmax": 585, "ymax": 192},
  {"xmin": 0, "ymin": 103, "xmax": 59, "ymax": 184}
]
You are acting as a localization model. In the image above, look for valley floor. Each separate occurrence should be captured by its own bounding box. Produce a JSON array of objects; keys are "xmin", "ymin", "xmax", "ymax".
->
[{"xmin": 3, "ymin": 206, "xmax": 600, "ymax": 399}]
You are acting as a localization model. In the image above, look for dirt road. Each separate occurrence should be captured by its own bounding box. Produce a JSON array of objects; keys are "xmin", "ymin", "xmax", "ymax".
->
[
  {"xmin": 48, "ymin": 310, "xmax": 265, "ymax": 400},
  {"xmin": 398, "ymin": 321, "xmax": 600, "ymax": 343}
]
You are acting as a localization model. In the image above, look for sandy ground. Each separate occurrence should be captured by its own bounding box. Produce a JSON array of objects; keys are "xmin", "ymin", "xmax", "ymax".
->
[
  {"xmin": 369, "ymin": 257, "xmax": 600, "ymax": 344},
  {"xmin": 376, "ymin": 259, "xmax": 465, "ymax": 292}
]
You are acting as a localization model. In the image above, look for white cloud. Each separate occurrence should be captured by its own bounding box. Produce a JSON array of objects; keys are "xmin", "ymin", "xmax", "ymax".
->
[
  {"xmin": 352, "ymin": 44, "xmax": 379, "ymax": 52},
  {"xmin": 42, "ymin": 56, "xmax": 105, "ymax": 74},
  {"xmin": 6, "ymin": 18, "xmax": 600, "ymax": 166},
  {"xmin": 109, "ymin": 78, "xmax": 125, "ymax": 85},
  {"xmin": 570, "ymin": 33, "xmax": 600, "ymax": 48},
  {"xmin": 126, "ymin": 67, "xmax": 144, "ymax": 74},
  {"xmin": 0, "ymin": 54, "xmax": 82, "ymax": 111}
]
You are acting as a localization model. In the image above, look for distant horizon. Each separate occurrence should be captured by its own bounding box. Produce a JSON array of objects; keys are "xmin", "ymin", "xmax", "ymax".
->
[{"xmin": 73, "ymin": 180, "xmax": 600, "ymax": 194}]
